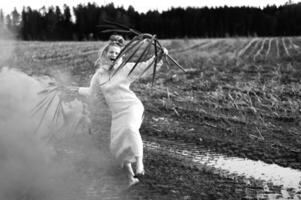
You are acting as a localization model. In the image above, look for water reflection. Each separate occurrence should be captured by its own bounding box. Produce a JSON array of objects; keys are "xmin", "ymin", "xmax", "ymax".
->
[
  {"xmin": 145, "ymin": 140, "xmax": 301, "ymax": 190},
  {"xmin": 193, "ymin": 153, "xmax": 301, "ymax": 189}
]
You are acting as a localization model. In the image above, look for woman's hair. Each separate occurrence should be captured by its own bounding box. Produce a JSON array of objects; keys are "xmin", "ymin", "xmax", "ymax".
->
[
  {"xmin": 108, "ymin": 34, "xmax": 125, "ymax": 47},
  {"xmin": 94, "ymin": 34, "xmax": 125, "ymax": 70}
]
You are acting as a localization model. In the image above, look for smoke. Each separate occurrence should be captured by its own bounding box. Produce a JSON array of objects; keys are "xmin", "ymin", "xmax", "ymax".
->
[
  {"xmin": 0, "ymin": 22, "xmax": 17, "ymax": 66},
  {"xmin": 0, "ymin": 40, "xmax": 15, "ymax": 65},
  {"xmin": 0, "ymin": 24, "xmax": 113, "ymax": 199},
  {"xmin": 0, "ymin": 67, "xmax": 104, "ymax": 200}
]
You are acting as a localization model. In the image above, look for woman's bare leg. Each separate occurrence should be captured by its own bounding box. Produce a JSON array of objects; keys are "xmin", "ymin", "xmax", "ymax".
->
[
  {"xmin": 135, "ymin": 156, "xmax": 144, "ymax": 175},
  {"xmin": 124, "ymin": 162, "xmax": 139, "ymax": 186}
]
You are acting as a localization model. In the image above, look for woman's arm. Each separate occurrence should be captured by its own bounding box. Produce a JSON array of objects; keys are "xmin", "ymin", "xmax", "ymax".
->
[
  {"xmin": 124, "ymin": 48, "xmax": 168, "ymax": 79},
  {"xmin": 127, "ymin": 48, "xmax": 168, "ymax": 78},
  {"xmin": 125, "ymin": 56, "xmax": 160, "ymax": 78},
  {"xmin": 78, "ymin": 71, "xmax": 100, "ymax": 96}
]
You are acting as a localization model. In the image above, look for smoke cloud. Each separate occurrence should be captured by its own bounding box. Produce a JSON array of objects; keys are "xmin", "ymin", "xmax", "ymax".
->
[
  {"xmin": 0, "ymin": 24, "xmax": 112, "ymax": 199},
  {"xmin": 0, "ymin": 67, "xmax": 104, "ymax": 200}
]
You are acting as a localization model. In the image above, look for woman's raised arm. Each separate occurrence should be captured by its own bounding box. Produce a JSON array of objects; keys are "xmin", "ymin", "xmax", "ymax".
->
[
  {"xmin": 124, "ymin": 48, "xmax": 168, "ymax": 79},
  {"xmin": 78, "ymin": 70, "xmax": 100, "ymax": 96}
]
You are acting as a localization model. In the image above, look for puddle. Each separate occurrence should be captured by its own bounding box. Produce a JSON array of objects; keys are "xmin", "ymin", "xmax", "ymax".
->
[
  {"xmin": 145, "ymin": 140, "xmax": 301, "ymax": 191},
  {"xmin": 194, "ymin": 153, "xmax": 301, "ymax": 189}
]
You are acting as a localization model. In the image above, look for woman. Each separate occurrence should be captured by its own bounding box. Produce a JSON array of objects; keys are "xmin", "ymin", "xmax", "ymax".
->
[{"xmin": 75, "ymin": 35, "xmax": 168, "ymax": 186}]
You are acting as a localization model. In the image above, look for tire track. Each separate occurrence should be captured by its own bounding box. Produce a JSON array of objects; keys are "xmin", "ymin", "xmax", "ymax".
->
[{"xmin": 144, "ymin": 138, "xmax": 301, "ymax": 200}]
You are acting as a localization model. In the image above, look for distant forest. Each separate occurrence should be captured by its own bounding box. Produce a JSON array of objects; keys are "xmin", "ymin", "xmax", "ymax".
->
[{"xmin": 0, "ymin": 2, "xmax": 301, "ymax": 40}]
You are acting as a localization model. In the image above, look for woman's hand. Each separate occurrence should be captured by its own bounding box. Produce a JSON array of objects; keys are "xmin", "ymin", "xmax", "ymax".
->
[
  {"xmin": 59, "ymin": 86, "xmax": 79, "ymax": 103},
  {"xmin": 162, "ymin": 47, "xmax": 168, "ymax": 55}
]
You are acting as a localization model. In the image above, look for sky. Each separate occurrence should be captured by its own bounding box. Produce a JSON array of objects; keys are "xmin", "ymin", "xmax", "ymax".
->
[{"xmin": 0, "ymin": 0, "xmax": 294, "ymax": 15}]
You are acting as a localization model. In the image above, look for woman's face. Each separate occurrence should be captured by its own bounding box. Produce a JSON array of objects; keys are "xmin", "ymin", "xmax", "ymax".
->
[{"xmin": 105, "ymin": 45, "xmax": 121, "ymax": 65}]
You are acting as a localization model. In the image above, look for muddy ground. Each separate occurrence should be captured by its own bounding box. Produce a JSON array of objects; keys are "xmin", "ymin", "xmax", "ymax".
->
[{"xmin": 2, "ymin": 38, "xmax": 301, "ymax": 199}]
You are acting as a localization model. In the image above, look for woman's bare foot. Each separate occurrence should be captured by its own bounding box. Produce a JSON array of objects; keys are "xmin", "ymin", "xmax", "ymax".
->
[
  {"xmin": 124, "ymin": 162, "xmax": 139, "ymax": 187},
  {"xmin": 128, "ymin": 177, "xmax": 139, "ymax": 188},
  {"xmin": 135, "ymin": 160, "xmax": 145, "ymax": 175}
]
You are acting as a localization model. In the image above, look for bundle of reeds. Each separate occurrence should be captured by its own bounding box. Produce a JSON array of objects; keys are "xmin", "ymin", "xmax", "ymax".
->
[
  {"xmin": 98, "ymin": 20, "xmax": 186, "ymax": 84},
  {"xmin": 31, "ymin": 82, "xmax": 80, "ymax": 134}
]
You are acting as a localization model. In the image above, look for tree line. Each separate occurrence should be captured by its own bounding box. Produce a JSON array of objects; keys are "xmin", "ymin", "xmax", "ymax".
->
[{"xmin": 0, "ymin": 2, "xmax": 301, "ymax": 40}]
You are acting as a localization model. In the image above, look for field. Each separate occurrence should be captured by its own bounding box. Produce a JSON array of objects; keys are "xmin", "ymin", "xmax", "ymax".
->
[{"xmin": 1, "ymin": 37, "xmax": 301, "ymax": 199}]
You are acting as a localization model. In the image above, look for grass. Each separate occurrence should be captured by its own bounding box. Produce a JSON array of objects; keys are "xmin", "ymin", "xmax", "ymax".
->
[{"xmin": 1, "ymin": 36, "xmax": 301, "ymax": 199}]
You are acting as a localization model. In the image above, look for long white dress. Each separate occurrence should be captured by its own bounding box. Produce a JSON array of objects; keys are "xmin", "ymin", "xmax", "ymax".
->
[{"xmin": 79, "ymin": 57, "xmax": 160, "ymax": 164}]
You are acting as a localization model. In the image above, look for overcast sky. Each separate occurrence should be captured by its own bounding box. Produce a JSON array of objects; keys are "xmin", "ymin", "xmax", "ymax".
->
[{"xmin": 0, "ymin": 0, "xmax": 294, "ymax": 14}]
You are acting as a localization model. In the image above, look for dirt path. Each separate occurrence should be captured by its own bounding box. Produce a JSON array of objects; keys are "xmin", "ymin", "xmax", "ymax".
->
[{"xmin": 52, "ymin": 134, "xmax": 301, "ymax": 200}]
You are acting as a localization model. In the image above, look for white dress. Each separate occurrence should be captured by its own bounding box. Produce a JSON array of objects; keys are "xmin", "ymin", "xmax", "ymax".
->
[{"xmin": 79, "ymin": 57, "xmax": 160, "ymax": 164}]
